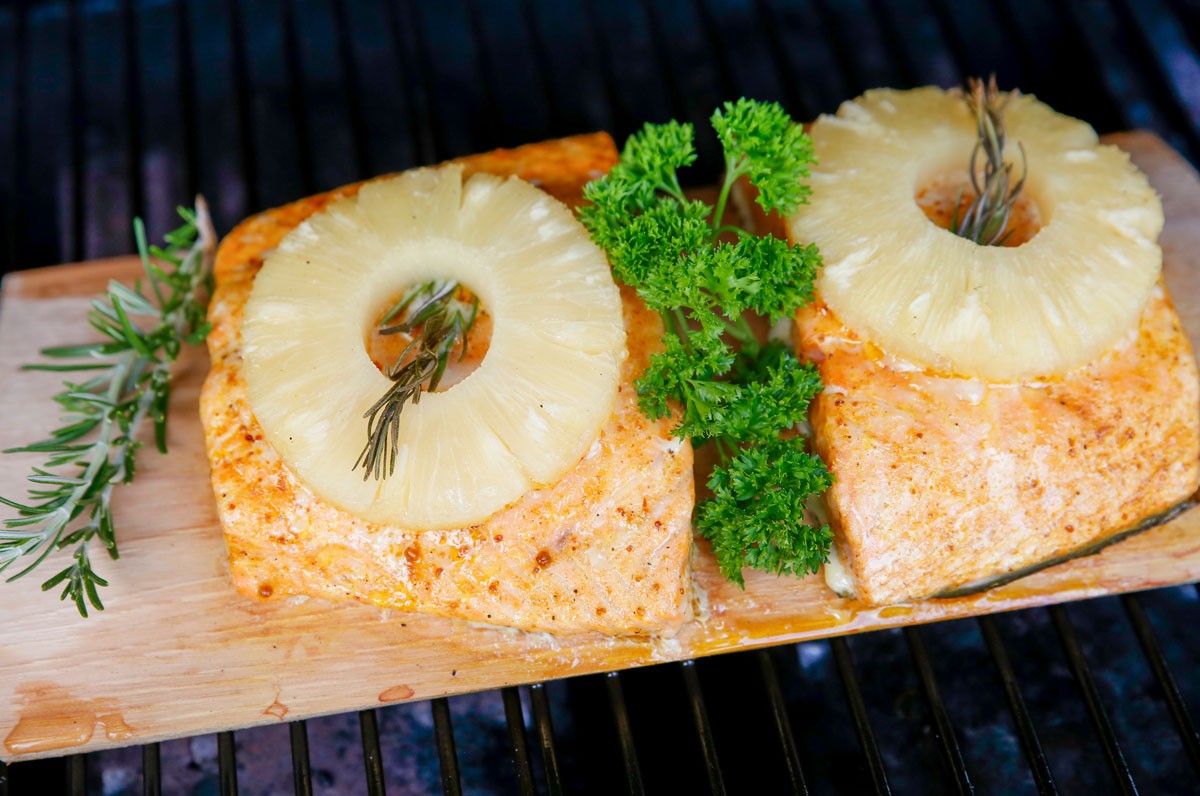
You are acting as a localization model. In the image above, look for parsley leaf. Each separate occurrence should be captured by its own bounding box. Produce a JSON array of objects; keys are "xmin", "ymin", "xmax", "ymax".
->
[
  {"xmin": 698, "ymin": 437, "xmax": 833, "ymax": 587},
  {"xmin": 712, "ymin": 98, "xmax": 815, "ymax": 217},
  {"xmin": 579, "ymin": 99, "xmax": 831, "ymax": 587}
]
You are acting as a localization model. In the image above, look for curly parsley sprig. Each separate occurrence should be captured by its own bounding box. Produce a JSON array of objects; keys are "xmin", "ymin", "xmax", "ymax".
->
[
  {"xmin": 0, "ymin": 201, "xmax": 216, "ymax": 616},
  {"xmin": 580, "ymin": 99, "xmax": 832, "ymax": 587}
]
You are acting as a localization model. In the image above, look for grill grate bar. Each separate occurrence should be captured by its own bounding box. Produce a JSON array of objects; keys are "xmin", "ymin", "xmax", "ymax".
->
[
  {"xmin": 174, "ymin": 0, "xmax": 199, "ymax": 205},
  {"xmin": 4, "ymin": 2, "xmax": 27, "ymax": 272},
  {"xmin": 459, "ymin": 0, "xmax": 508, "ymax": 150},
  {"xmin": 277, "ymin": 0, "xmax": 314, "ymax": 197},
  {"xmin": 604, "ymin": 672, "xmax": 646, "ymax": 795},
  {"xmin": 432, "ymin": 698, "xmax": 463, "ymax": 796},
  {"xmin": 1115, "ymin": 0, "xmax": 1200, "ymax": 158},
  {"xmin": 904, "ymin": 627, "xmax": 975, "ymax": 794},
  {"xmin": 1122, "ymin": 594, "xmax": 1200, "ymax": 775},
  {"xmin": 812, "ymin": 0, "xmax": 893, "ymax": 97},
  {"xmin": 387, "ymin": 0, "xmax": 438, "ymax": 164},
  {"xmin": 1060, "ymin": 0, "xmax": 1197, "ymax": 162},
  {"xmin": 924, "ymin": 0, "xmax": 1007, "ymax": 85},
  {"xmin": 142, "ymin": 742, "xmax": 161, "ymax": 796},
  {"xmin": 831, "ymin": 638, "xmax": 892, "ymax": 795},
  {"xmin": 690, "ymin": 0, "xmax": 740, "ymax": 103},
  {"xmin": 749, "ymin": 0, "xmax": 805, "ymax": 115},
  {"xmin": 869, "ymin": 0, "xmax": 957, "ymax": 88},
  {"xmin": 1049, "ymin": 606, "xmax": 1138, "ymax": 795},
  {"xmin": 359, "ymin": 709, "xmax": 387, "ymax": 796},
  {"xmin": 502, "ymin": 687, "xmax": 536, "ymax": 796},
  {"xmin": 516, "ymin": 0, "xmax": 568, "ymax": 136},
  {"xmin": 217, "ymin": 731, "xmax": 238, "ymax": 796},
  {"xmin": 222, "ymin": 0, "xmax": 259, "ymax": 213},
  {"xmin": 327, "ymin": 0, "xmax": 370, "ymax": 180},
  {"xmin": 578, "ymin": 0, "xmax": 634, "ymax": 136},
  {"xmin": 978, "ymin": 617, "xmax": 1058, "ymax": 795},
  {"xmin": 633, "ymin": 0, "xmax": 693, "ymax": 126},
  {"xmin": 68, "ymin": 755, "xmax": 84, "ymax": 796},
  {"xmin": 756, "ymin": 650, "xmax": 809, "ymax": 795},
  {"xmin": 119, "ymin": 0, "xmax": 145, "ymax": 237},
  {"xmin": 289, "ymin": 720, "xmax": 313, "ymax": 796},
  {"xmin": 530, "ymin": 683, "xmax": 564, "ymax": 796},
  {"xmin": 680, "ymin": 660, "xmax": 727, "ymax": 796},
  {"xmin": 66, "ymin": 0, "xmax": 84, "ymax": 261}
]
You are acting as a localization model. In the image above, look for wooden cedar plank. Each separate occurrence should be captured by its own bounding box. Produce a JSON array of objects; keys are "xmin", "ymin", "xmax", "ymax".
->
[{"xmin": 0, "ymin": 131, "xmax": 1198, "ymax": 762}]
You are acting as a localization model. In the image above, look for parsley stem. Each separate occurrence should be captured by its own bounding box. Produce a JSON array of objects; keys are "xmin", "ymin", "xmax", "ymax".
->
[
  {"xmin": 660, "ymin": 174, "xmax": 688, "ymax": 206},
  {"xmin": 709, "ymin": 158, "xmax": 746, "ymax": 237},
  {"xmin": 723, "ymin": 314, "xmax": 759, "ymax": 350},
  {"xmin": 714, "ymin": 435, "xmax": 739, "ymax": 462},
  {"xmin": 713, "ymin": 225, "xmax": 753, "ymax": 240},
  {"xmin": 669, "ymin": 307, "xmax": 693, "ymax": 351}
]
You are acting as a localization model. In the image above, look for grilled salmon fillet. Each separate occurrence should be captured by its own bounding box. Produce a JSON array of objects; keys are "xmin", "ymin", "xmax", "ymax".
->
[
  {"xmin": 798, "ymin": 287, "xmax": 1200, "ymax": 604},
  {"xmin": 736, "ymin": 161, "xmax": 1199, "ymax": 606},
  {"xmin": 199, "ymin": 134, "xmax": 695, "ymax": 636}
]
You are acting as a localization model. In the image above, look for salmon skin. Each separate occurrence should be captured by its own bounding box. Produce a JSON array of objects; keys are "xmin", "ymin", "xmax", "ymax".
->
[{"xmin": 199, "ymin": 134, "xmax": 695, "ymax": 636}]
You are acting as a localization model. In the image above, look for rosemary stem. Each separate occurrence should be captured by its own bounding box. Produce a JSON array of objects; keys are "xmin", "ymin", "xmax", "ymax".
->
[
  {"xmin": 1, "ymin": 199, "xmax": 215, "ymax": 613},
  {"xmin": 9, "ymin": 354, "xmax": 129, "ymax": 579}
]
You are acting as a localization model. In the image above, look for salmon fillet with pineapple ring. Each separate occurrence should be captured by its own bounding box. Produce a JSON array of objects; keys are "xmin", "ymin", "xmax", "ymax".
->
[
  {"xmin": 777, "ymin": 88, "xmax": 1200, "ymax": 605},
  {"xmin": 199, "ymin": 134, "xmax": 695, "ymax": 636},
  {"xmin": 798, "ymin": 287, "xmax": 1200, "ymax": 605}
]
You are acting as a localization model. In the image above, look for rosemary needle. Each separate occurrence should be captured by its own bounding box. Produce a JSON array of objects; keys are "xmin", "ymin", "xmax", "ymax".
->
[{"xmin": 0, "ymin": 200, "xmax": 216, "ymax": 616}]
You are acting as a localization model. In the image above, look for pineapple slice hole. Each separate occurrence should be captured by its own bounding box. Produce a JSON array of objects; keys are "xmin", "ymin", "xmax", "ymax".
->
[
  {"xmin": 914, "ymin": 169, "xmax": 1044, "ymax": 247},
  {"xmin": 364, "ymin": 287, "xmax": 493, "ymax": 392}
]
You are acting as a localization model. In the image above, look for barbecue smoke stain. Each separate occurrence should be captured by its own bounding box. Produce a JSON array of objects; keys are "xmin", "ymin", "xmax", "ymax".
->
[
  {"xmin": 378, "ymin": 684, "xmax": 415, "ymax": 703},
  {"xmin": 4, "ymin": 683, "xmax": 135, "ymax": 756}
]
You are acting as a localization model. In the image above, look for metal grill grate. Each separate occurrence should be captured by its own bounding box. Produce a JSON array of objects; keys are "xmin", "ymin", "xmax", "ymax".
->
[{"xmin": 2, "ymin": 1, "xmax": 1200, "ymax": 793}]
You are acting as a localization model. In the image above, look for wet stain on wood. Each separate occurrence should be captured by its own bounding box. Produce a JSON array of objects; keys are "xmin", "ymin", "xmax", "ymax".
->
[
  {"xmin": 263, "ymin": 693, "xmax": 289, "ymax": 720},
  {"xmin": 4, "ymin": 683, "xmax": 134, "ymax": 756},
  {"xmin": 378, "ymin": 684, "xmax": 415, "ymax": 703}
]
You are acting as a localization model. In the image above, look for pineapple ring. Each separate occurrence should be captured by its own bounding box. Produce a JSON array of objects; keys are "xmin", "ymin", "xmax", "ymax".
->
[
  {"xmin": 241, "ymin": 166, "xmax": 627, "ymax": 529},
  {"xmin": 789, "ymin": 86, "xmax": 1164, "ymax": 381}
]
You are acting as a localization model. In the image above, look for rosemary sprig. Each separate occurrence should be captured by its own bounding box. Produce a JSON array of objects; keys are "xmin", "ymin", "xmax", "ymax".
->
[
  {"xmin": 355, "ymin": 279, "xmax": 478, "ymax": 480},
  {"xmin": 0, "ymin": 200, "xmax": 216, "ymax": 616},
  {"xmin": 951, "ymin": 76, "xmax": 1028, "ymax": 246}
]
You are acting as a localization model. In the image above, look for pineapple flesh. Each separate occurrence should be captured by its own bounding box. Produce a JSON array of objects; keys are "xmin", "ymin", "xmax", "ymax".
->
[
  {"xmin": 788, "ymin": 86, "xmax": 1164, "ymax": 381},
  {"xmin": 241, "ymin": 165, "xmax": 627, "ymax": 529}
]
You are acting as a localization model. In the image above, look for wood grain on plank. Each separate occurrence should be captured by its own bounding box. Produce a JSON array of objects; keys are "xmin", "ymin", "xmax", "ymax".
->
[{"xmin": 1, "ymin": 131, "xmax": 1198, "ymax": 762}]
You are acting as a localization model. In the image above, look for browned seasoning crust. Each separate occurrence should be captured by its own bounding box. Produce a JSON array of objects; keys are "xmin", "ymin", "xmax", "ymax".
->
[{"xmin": 199, "ymin": 134, "xmax": 695, "ymax": 636}]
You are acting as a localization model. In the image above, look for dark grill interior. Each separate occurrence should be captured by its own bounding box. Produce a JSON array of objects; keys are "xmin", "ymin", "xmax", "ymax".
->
[{"xmin": 2, "ymin": 1, "xmax": 1200, "ymax": 793}]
